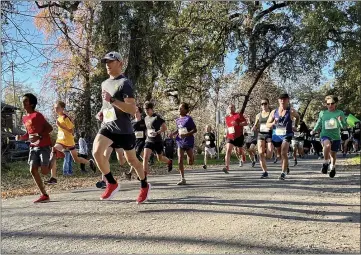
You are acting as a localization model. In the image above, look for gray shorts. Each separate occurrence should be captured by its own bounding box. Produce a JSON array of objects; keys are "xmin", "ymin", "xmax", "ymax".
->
[{"xmin": 28, "ymin": 146, "xmax": 51, "ymax": 168}]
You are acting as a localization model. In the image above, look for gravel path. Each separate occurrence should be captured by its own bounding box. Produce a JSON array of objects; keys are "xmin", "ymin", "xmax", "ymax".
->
[{"xmin": 1, "ymin": 155, "xmax": 360, "ymax": 254}]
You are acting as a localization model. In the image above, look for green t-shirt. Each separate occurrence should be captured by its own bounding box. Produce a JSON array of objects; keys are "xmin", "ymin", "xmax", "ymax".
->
[{"xmin": 313, "ymin": 110, "xmax": 347, "ymax": 140}]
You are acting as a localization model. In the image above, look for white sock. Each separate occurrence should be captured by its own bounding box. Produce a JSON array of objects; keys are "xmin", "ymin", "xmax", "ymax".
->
[
  {"xmin": 323, "ymin": 160, "xmax": 328, "ymax": 164},
  {"xmin": 330, "ymin": 164, "xmax": 334, "ymax": 170}
]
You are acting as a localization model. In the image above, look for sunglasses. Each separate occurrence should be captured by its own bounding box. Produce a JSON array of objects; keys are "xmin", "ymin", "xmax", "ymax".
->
[
  {"xmin": 327, "ymin": 103, "xmax": 335, "ymax": 106},
  {"xmin": 261, "ymin": 103, "xmax": 268, "ymax": 106}
]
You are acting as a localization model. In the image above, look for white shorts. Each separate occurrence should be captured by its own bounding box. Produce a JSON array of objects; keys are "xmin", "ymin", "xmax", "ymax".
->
[
  {"xmin": 205, "ymin": 147, "xmax": 216, "ymax": 156},
  {"xmin": 291, "ymin": 140, "xmax": 304, "ymax": 148}
]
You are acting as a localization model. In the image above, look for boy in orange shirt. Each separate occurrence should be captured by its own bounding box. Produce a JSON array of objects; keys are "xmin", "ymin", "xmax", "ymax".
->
[{"xmin": 45, "ymin": 101, "xmax": 96, "ymax": 184}]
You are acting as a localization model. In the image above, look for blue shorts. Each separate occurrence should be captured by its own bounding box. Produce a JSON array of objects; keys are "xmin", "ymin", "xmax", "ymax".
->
[{"xmin": 321, "ymin": 137, "xmax": 341, "ymax": 152}]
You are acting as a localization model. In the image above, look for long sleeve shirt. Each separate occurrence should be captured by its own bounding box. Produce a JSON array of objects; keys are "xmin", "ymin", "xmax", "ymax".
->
[{"xmin": 313, "ymin": 110, "xmax": 347, "ymax": 140}]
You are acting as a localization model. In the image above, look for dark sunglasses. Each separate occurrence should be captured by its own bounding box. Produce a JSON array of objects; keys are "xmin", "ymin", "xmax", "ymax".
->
[
  {"xmin": 327, "ymin": 103, "xmax": 335, "ymax": 106},
  {"xmin": 261, "ymin": 103, "xmax": 268, "ymax": 105}
]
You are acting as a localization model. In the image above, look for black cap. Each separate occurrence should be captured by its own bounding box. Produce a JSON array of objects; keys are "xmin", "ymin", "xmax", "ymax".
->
[{"xmin": 279, "ymin": 93, "xmax": 289, "ymax": 99}]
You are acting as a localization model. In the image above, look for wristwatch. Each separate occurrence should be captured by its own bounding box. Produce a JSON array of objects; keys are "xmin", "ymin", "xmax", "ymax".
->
[{"xmin": 109, "ymin": 97, "xmax": 116, "ymax": 104}]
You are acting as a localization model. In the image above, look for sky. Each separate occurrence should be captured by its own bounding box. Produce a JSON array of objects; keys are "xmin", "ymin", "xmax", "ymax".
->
[{"xmin": 2, "ymin": 2, "xmax": 335, "ymax": 109}]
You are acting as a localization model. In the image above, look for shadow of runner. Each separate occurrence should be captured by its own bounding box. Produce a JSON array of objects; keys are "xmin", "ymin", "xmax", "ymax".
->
[{"xmin": 1, "ymin": 230, "xmax": 342, "ymax": 254}]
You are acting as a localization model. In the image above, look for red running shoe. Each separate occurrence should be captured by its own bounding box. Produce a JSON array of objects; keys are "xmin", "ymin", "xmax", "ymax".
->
[
  {"xmin": 33, "ymin": 194, "xmax": 50, "ymax": 203},
  {"xmin": 100, "ymin": 183, "xmax": 119, "ymax": 200},
  {"xmin": 137, "ymin": 183, "xmax": 151, "ymax": 204}
]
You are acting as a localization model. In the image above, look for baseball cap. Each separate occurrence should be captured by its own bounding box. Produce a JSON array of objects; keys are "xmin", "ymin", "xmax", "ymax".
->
[
  {"xmin": 101, "ymin": 51, "xmax": 121, "ymax": 63},
  {"xmin": 279, "ymin": 93, "xmax": 289, "ymax": 99}
]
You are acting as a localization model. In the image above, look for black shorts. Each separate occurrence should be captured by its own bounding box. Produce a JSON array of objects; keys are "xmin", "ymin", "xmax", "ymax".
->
[
  {"xmin": 226, "ymin": 135, "xmax": 244, "ymax": 148},
  {"xmin": 144, "ymin": 141, "xmax": 164, "ymax": 155},
  {"xmin": 258, "ymin": 133, "xmax": 272, "ymax": 141},
  {"xmin": 99, "ymin": 128, "xmax": 136, "ymax": 151},
  {"xmin": 341, "ymin": 134, "xmax": 349, "ymax": 141},
  {"xmin": 246, "ymin": 140, "xmax": 257, "ymax": 149},
  {"xmin": 272, "ymin": 136, "xmax": 292, "ymax": 148},
  {"xmin": 135, "ymin": 139, "xmax": 145, "ymax": 158}
]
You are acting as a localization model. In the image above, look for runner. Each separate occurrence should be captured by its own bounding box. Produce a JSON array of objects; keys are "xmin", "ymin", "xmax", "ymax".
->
[
  {"xmin": 202, "ymin": 125, "xmax": 217, "ymax": 169},
  {"xmin": 340, "ymin": 126, "xmax": 351, "ymax": 157},
  {"xmin": 171, "ymin": 102, "xmax": 197, "ymax": 185},
  {"xmin": 266, "ymin": 93, "xmax": 300, "ymax": 180},
  {"xmin": 311, "ymin": 131, "xmax": 323, "ymax": 159},
  {"xmin": 16, "ymin": 93, "xmax": 53, "ymax": 203},
  {"xmin": 143, "ymin": 101, "xmax": 173, "ymax": 176},
  {"xmin": 244, "ymin": 123, "xmax": 257, "ymax": 167},
  {"xmin": 45, "ymin": 101, "xmax": 96, "ymax": 184},
  {"xmin": 291, "ymin": 119, "xmax": 308, "ymax": 166},
  {"xmin": 352, "ymin": 121, "xmax": 360, "ymax": 152},
  {"xmin": 311, "ymin": 95, "xmax": 347, "ymax": 178},
  {"xmin": 222, "ymin": 104, "xmax": 247, "ymax": 174},
  {"xmin": 92, "ymin": 51, "xmax": 150, "ymax": 202},
  {"xmin": 124, "ymin": 106, "xmax": 147, "ymax": 180},
  {"xmin": 253, "ymin": 98, "xmax": 273, "ymax": 178}
]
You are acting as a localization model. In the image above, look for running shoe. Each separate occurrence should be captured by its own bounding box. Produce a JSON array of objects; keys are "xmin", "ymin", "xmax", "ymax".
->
[
  {"xmin": 321, "ymin": 163, "xmax": 329, "ymax": 174},
  {"xmin": 329, "ymin": 168, "xmax": 336, "ymax": 178},
  {"xmin": 261, "ymin": 171, "xmax": 269, "ymax": 179},
  {"xmin": 273, "ymin": 158, "xmax": 278, "ymax": 164},
  {"xmin": 293, "ymin": 159, "xmax": 297, "ymax": 167},
  {"xmin": 251, "ymin": 161, "xmax": 256, "ymax": 167},
  {"xmin": 100, "ymin": 183, "xmax": 119, "ymax": 200},
  {"xmin": 202, "ymin": 165, "xmax": 207, "ymax": 170},
  {"xmin": 239, "ymin": 161, "xmax": 243, "ymax": 167},
  {"xmin": 33, "ymin": 194, "xmax": 50, "ymax": 203},
  {"xmin": 177, "ymin": 179, "xmax": 187, "ymax": 185},
  {"xmin": 96, "ymin": 180, "xmax": 106, "ymax": 189},
  {"xmin": 44, "ymin": 177, "xmax": 57, "ymax": 185},
  {"xmin": 222, "ymin": 167, "xmax": 229, "ymax": 174},
  {"xmin": 279, "ymin": 172, "xmax": 286, "ymax": 180},
  {"xmin": 137, "ymin": 183, "xmax": 151, "ymax": 204},
  {"xmin": 89, "ymin": 159, "xmax": 96, "ymax": 173},
  {"xmin": 167, "ymin": 160, "xmax": 173, "ymax": 172}
]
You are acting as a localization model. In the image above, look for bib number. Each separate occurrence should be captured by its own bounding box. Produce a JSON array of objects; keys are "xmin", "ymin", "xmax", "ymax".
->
[
  {"xmin": 205, "ymin": 135, "xmax": 210, "ymax": 140},
  {"xmin": 179, "ymin": 127, "xmax": 188, "ymax": 135},
  {"xmin": 260, "ymin": 124, "xmax": 269, "ymax": 133},
  {"xmin": 206, "ymin": 141, "xmax": 211, "ymax": 145},
  {"xmin": 147, "ymin": 129, "xmax": 156, "ymax": 137},
  {"xmin": 355, "ymin": 129, "xmax": 360, "ymax": 133},
  {"xmin": 342, "ymin": 131, "xmax": 349, "ymax": 135},
  {"xmin": 325, "ymin": 119, "xmax": 337, "ymax": 130},
  {"xmin": 294, "ymin": 132, "xmax": 300, "ymax": 137},
  {"xmin": 135, "ymin": 131, "xmax": 144, "ymax": 139},
  {"xmin": 275, "ymin": 127, "xmax": 287, "ymax": 136},
  {"xmin": 103, "ymin": 108, "xmax": 116, "ymax": 123},
  {"xmin": 228, "ymin": 126, "xmax": 235, "ymax": 134}
]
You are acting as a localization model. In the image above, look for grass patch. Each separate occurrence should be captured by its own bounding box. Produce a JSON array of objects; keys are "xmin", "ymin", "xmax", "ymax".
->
[
  {"xmin": 1, "ymin": 153, "xmax": 236, "ymax": 199},
  {"xmin": 345, "ymin": 155, "xmax": 360, "ymax": 166}
]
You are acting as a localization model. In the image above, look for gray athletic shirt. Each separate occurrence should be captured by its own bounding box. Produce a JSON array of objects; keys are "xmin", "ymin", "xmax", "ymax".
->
[{"xmin": 100, "ymin": 75, "xmax": 134, "ymax": 134}]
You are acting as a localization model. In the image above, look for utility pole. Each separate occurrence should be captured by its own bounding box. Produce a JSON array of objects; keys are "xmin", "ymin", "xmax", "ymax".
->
[{"xmin": 11, "ymin": 61, "xmax": 17, "ymax": 128}]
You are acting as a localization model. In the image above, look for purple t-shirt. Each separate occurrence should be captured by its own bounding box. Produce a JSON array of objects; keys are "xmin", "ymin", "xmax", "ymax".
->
[{"xmin": 175, "ymin": 115, "xmax": 196, "ymax": 148}]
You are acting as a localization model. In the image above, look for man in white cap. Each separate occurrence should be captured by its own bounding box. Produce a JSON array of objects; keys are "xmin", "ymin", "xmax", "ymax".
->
[{"xmin": 92, "ymin": 51, "xmax": 150, "ymax": 203}]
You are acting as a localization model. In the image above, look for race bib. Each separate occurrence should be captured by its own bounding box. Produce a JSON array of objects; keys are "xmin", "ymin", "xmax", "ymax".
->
[
  {"xmin": 135, "ymin": 131, "xmax": 144, "ymax": 139},
  {"xmin": 179, "ymin": 127, "xmax": 188, "ymax": 135},
  {"xmin": 147, "ymin": 129, "xmax": 156, "ymax": 137},
  {"xmin": 275, "ymin": 127, "xmax": 287, "ymax": 136},
  {"xmin": 206, "ymin": 141, "xmax": 211, "ymax": 145},
  {"xmin": 205, "ymin": 135, "xmax": 210, "ymax": 140},
  {"xmin": 294, "ymin": 132, "xmax": 300, "ymax": 137},
  {"xmin": 260, "ymin": 124, "xmax": 269, "ymax": 133},
  {"xmin": 103, "ymin": 108, "xmax": 116, "ymax": 123},
  {"xmin": 355, "ymin": 129, "xmax": 360, "ymax": 133},
  {"xmin": 228, "ymin": 126, "xmax": 235, "ymax": 134},
  {"xmin": 315, "ymin": 138, "xmax": 320, "ymax": 141},
  {"xmin": 342, "ymin": 131, "xmax": 349, "ymax": 135},
  {"xmin": 325, "ymin": 118, "xmax": 337, "ymax": 130},
  {"xmin": 58, "ymin": 130, "xmax": 65, "ymax": 140}
]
